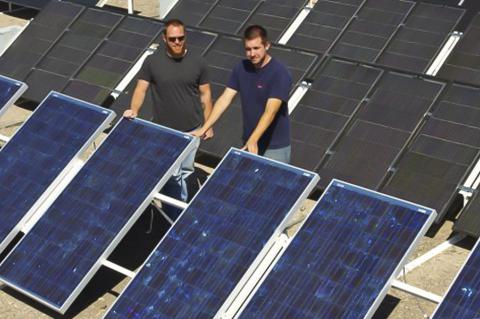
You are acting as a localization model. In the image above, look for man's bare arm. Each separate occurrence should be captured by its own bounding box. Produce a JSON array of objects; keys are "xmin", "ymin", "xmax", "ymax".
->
[
  {"xmin": 191, "ymin": 87, "xmax": 237, "ymax": 137},
  {"xmin": 123, "ymin": 79, "xmax": 150, "ymax": 118},
  {"xmin": 242, "ymin": 97, "xmax": 283, "ymax": 154},
  {"xmin": 199, "ymin": 83, "xmax": 214, "ymax": 139}
]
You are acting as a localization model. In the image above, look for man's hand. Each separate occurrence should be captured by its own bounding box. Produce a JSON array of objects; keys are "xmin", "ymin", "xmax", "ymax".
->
[
  {"xmin": 242, "ymin": 139, "xmax": 259, "ymax": 155},
  {"xmin": 190, "ymin": 127, "xmax": 207, "ymax": 138},
  {"xmin": 123, "ymin": 109, "xmax": 138, "ymax": 118},
  {"xmin": 203, "ymin": 127, "xmax": 214, "ymax": 140}
]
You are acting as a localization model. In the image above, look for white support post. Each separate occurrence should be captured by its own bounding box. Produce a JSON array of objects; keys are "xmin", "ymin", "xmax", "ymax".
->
[
  {"xmin": 0, "ymin": 133, "xmax": 10, "ymax": 143},
  {"xmin": 154, "ymin": 193, "xmax": 188, "ymax": 210},
  {"xmin": 426, "ymin": 32, "xmax": 462, "ymax": 76},
  {"xmin": 391, "ymin": 280, "xmax": 442, "ymax": 304},
  {"xmin": 288, "ymin": 81, "xmax": 310, "ymax": 114},
  {"xmin": 102, "ymin": 260, "xmax": 136, "ymax": 278}
]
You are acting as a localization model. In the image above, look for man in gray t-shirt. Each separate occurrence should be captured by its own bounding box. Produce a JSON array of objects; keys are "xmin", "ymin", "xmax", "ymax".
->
[{"xmin": 124, "ymin": 19, "xmax": 213, "ymax": 220}]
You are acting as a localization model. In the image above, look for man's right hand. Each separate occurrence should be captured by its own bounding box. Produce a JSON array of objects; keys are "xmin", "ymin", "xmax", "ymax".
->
[
  {"xmin": 190, "ymin": 127, "xmax": 207, "ymax": 138},
  {"xmin": 123, "ymin": 109, "xmax": 138, "ymax": 118}
]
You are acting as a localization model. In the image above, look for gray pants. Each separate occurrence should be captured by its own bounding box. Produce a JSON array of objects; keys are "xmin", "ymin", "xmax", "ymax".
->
[{"xmin": 263, "ymin": 145, "xmax": 291, "ymax": 164}]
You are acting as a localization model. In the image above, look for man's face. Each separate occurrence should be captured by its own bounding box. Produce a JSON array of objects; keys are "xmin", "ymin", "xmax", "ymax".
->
[
  {"xmin": 164, "ymin": 25, "xmax": 186, "ymax": 57},
  {"xmin": 244, "ymin": 37, "xmax": 269, "ymax": 67}
]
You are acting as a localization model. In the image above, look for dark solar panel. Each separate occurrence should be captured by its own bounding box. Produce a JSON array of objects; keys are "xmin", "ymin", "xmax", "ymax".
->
[
  {"xmin": 166, "ymin": 0, "xmax": 217, "ymax": 26},
  {"xmin": 0, "ymin": 75, "xmax": 27, "ymax": 117},
  {"xmin": 381, "ymin": 83, "xmax": 480, "ymax": 219},
  {"xmin": 377, "ymin": 3, "xmax": 464, "ymax": 73},
  {"xmin": 63, "ymin": 80, "xmax": 112, "ymax": 105},
  {"xmin": 200, "ymin": 35, "xmax": 318, "ymax": 158},
  {"xmin": 199, "ymin": 0, "xmax": 259, "ymax": 34},
  {"xmin": 331, "ymin": 0, "xmax": 415, "ymax": 62},
  {"xmin": 238, "ymin": 179, "xmax": 435, "ymax": 319},
  {"xmin": 0, "ymin": 1, "xmax": 83, "ymax": 80},
  {"xmin": 455, "ymin": 193, "xmax": 480, "ymax": 237},
  {"xmin": 287, "ymin": 0, "xmax": 362, "ymax": 53},
  {"xmin": 0, "ymin": 118, "xmax": 196, "ymax": 313},
  {"xmin": 290, "ymin": 58, "xmax": 382, "ymax": 170},
  {"xmin": 104, "ymin": 149, "xmax": 319, "ymax": 318},
  {"xmin": 317, "ymin": 72, "xmax": 444, "ymax": 189},
  {"xmin": 438, "ymin": 13, "xmax": 480, "ymax": 86},
  {"xmin": 432, "ymin": 239, "xmax": 480, "ymax": 318},
  {"xmin": 0, "ymin": 92, "xmax": 114, "ymax": 254},
  {"xmin": 2, "ymin": 0, "xmax": 98, "ymax": 9}
]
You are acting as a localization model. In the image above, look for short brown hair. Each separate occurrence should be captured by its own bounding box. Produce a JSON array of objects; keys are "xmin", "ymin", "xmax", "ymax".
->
[
  {"xmin": 163, "ymin": 18, "xmax": 185, "ymax": 35},
  {"xmin": 244, "ymin": 25, "xmax": 268, "ymax": 43}
]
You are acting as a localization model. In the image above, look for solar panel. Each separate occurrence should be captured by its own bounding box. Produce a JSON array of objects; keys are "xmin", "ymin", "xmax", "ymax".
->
[
  {"xmin": 237, "ymin": 179, "xmax": 436, "ymax": 319},
  {"xmin": 23, "ymin": 7, "xmax": 124, "ymax": 102},
  {"xmin": 377, "ymin": 3, "xmax": 464, "ymax": 73},
  {"xmin": 199, "ymin": 0, "xmax": 260, "ymax": 34},
  {"xmin": 455, "ymin": 192, "xmax": 480, "ymax": 237},
  {"xmin": 166, "ymin": 0, "xmax": 217, "ymax": 26},
  {"xmin": 0, "ymin": 75, "xmax": 27, "ymax": 117},
  {"xmin": 0, "ymin": 92, "xmax": 114, "ymax": 254},
  {"xmin": 0, "ymin": 0, "xmax": 99, "ymax": 10},
  {"xmin": 200, "ymin": 35, "xmax": 318, "ymax": 158},
  {"xmin": 432, "ymin": 239, "xmax": 480, "ymax": 318},
  {"xmin": 438, "ymin": 13, "xmax": 480, "ymax": 86},
  {"xmin": 330, "ymin": 0, "xmax": 415, "ymax": 62},
  {"xmin": 381, "ymin": 83, "xmax": 480, "ymax": 221},
  {"xmin": 316, "ymin": 72, "xmax": 444, "ymax": 189},
  {"xmin": 0, "ymin": 1, "xmax": 83, "ymax": 80},
  {"xmin": 0, "ymin": 118, "xmax": 197, "ymax": 313},
  {"xmin": 103, "ymin": 149, "xmax": 319, "ymax": 318},
  {"xmin": 290, "ymin": 58, "xmax": 383, "ymax": 170},
  {"xmin": 287, "ymin": 0, "xmax": 363, "ymax": 53}
]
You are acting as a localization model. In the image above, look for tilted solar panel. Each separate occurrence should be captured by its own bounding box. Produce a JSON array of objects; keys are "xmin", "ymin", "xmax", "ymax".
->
[
  {"xmin": 0, "ymin": 75, "xmax": 27, "ymax": 117},
  {"xmin": 432, "ymin": 239, "xmax": 480, "ymax": 318},
  {"xmin": 103, "ymin": 149, "xmax": 319, "ymax": 318},
  {"xmin": 165, "ymin": 0, "xmax": 217, "ymax": 26},
  {"xmin": 455, "ymin": 192, "xmax": 480, "ymax": 237},
  {"xmin": 0, "ymin": 0, "xmax": 99, "ymax": 10},
  {"xmin": 0, "ymin": 92, "xmax": 114, "ymax": 254},
  {"xmin": 0, "ymin": 118, "xmax": 196, "ymax": 313},
  {"xmin": 237, "ymin": 179, "xmax": 436, "ymax": 319},
  {"xmin": 199, "ymin": 0, "xmax": 260, "ymax": 34}
]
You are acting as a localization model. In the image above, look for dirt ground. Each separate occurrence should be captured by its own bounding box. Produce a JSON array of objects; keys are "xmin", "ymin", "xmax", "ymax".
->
[{"xmin": 0, "ymin": 1, "xmax": 476, "ymax": 318}]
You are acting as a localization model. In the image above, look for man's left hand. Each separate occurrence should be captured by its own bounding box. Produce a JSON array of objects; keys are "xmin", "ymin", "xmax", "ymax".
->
[
  {"xmin": 241, "ymin": 140, "xmax": 258, "ymax": 154},
  {"xmin": 203, "ymin": 127, "xmax": 214, "ymax": 140}
]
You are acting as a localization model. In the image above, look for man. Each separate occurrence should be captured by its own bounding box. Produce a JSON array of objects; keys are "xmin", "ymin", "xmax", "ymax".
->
[
  {"xmin": 192, "ymin": 25, "xmax": 292, "ymax": 163},
  {"xmin": 124, "ymin": 18, "xmax": 213, "ymax": 219}
]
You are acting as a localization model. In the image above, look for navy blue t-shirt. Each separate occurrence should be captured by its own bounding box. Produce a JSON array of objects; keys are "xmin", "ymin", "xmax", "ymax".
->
[{"xmin": 227, "ymin": 57, "xmax": 292, "ymax": 150}]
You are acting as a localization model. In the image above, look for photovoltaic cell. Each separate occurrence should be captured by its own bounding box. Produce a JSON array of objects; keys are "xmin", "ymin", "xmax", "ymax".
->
[
  {"xmin": 438, "ymin": 13, "xmax": 480, "ymax": 86},
  {"xmin": 103, "ymin": 149, "xmax": 319, "ymax": 318},
  {"xmin": 0, "ymin": 118, "xmax": 196, "ymax": 313},
  {"xmin": 317, "ymin": 72, "xmax": 444, "ymax": 189},
  {"xmin": 238, "ymin": 179, "xmax": 435, "ymax": 319},
  {"xmin": 1, "ymin": 0, "xmax": 99, "ymax": 9},
  {"xmin": 377, "ymin": 3, "xmax": 464, "ymax": 73},
  {"xmin": 166, "ymin": 0, "xmax": 217, "ymax": 26},
  {"xmin": 290, "ymin": 58, "xmax": 382, "ymax": 170},
  {"xmin": 432, "ymin": 239, "xmax": 480, "ymax": 318},
  {"xmin": 0, "ymin": 75, "xmax": 27, "ymax": 117},
  {"xmin": 199, "ymin": 0, "xmax": 259, "ymax": 34},
  {"xmin": 381, "ymin": 83, "xmax": 480, "ymax": 220},
  {"xmin": 0, "ymin": 92, "xmax": 114, "ymax": 254},
  {"xmin": 455, "ymin": 193, "xmax": 480, "ymax": 237}
]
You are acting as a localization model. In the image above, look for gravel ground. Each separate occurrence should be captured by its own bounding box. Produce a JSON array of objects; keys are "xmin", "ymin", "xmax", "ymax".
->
[{"xmin": 0, "ymin": 2, "xmax": 475, "ymax": 318}]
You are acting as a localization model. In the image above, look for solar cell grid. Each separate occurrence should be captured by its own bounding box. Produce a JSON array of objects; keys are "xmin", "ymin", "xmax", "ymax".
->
[
  {"xmin": 0, "ymin": 118, "xmax": 196, "ymax": 312},
  {"xmin": 166, "ymin": 0, "xmax": 217, "ymax": 26},
  {"xmin": 238, "ymin": 180, "xmax": 435, "ymax": 319},
  {"xmin": 432, "ymin": 239, "xmax": 480, "ymax": 318},
  {"xmin": 0, "ymin": 75, "xmax": 27, "ymax": 117},
  {"xmin": 455, "ymin": 192, "xmax": 480, "ymax": 237},
  {"xmin": 104, "ymin": 149, "xmax": 318, "ymax": 319},
  {"xmin": 0, "ymin": 92, "xmax": 114, "ymax": 254}
]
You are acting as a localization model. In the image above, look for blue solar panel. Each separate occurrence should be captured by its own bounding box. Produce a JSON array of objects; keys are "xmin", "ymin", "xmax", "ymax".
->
[
  {"xmin": 238, "ymin": 180, "xmax": 436, "ymax": 319},
  {"xmin": 432, "ymin": 239, "xmax": 480, "ymax": 318},
  {"xmin": 0, "ymin": 92, "xmax": 113, "ymax": 254},
  {"xmin": 0, "ymin": 118, "xmax": 196, "ymax": 313},
  {"xmin": 104, "ymin": 149, "xmax": 319, "ymax": 319},
  {"xmin": 0, "ymin": 75, "xmax": 27, "ymax": 117}
]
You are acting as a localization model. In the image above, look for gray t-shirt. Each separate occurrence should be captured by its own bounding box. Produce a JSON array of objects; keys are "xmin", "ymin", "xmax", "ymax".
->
[{"xmin": 137, "ymin": 50, "xmax": 209, "ymax": 131}]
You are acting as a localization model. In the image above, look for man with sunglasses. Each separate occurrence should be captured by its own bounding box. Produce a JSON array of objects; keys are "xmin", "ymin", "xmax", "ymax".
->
[
  {"xmin": 193, "ymin": 25, "xmax": 292, "ymax": 163},
  {"xmin": 123, "ymin": 18, "xmax": 213, "ymax": 220}
]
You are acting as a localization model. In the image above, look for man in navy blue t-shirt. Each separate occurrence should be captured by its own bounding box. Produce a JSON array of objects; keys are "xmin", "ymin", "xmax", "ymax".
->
[{"xmin": 193, "ymin": 25, "xmax": 292, "ymax": 163}]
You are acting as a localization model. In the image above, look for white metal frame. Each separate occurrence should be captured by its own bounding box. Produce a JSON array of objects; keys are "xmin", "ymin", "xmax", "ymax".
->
[
  {"xmin": 230, "ymin": 179, "xmax": 437, "ymax": 319},
  {"xmin": 97, "ymin": 0, "xmax": 134, "ymax": 14},
  {"xmin": 0, "ymin": 75, "xmax": 27, "ymax": 118},
  {"xmin": 101, "ymin": 148, "xmax": 320, "ymax": 319},
  {"xmin": 0, "ymin": 91, "xmax": 115, "ymax": 255},
  {"xmin": 0, "ymin": 118, "xmax": 197, "ymax": 314}
]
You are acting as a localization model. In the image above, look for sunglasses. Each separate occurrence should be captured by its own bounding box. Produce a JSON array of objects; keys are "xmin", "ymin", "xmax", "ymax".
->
[{"xmin": 167, "ymin": 36, "xmax": 185, "ymax": 43}]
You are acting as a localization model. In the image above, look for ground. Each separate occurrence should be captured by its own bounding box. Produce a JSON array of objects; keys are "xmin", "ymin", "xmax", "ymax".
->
[{"xmin": 0, "ymin": 1, "xmax": 475, "ymax": 318}]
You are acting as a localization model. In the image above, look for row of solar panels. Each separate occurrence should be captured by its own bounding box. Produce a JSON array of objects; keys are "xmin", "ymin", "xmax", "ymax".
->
[
  {"xmin": 0, "ymin": 76, "xmax": 479, "ymax": 318},
  {"xmin": 0, "ymin": 0, "xmax": 99, "ymax": 10},
  {"xmin": 0, "ymin": 0, "xmax": 479, "ymax": 232}
]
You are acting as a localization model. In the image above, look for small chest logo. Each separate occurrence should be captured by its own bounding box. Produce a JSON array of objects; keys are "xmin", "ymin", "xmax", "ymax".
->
[{"xmin": 256, "ymin": 82, "xmax": 264, "ymax": 89}]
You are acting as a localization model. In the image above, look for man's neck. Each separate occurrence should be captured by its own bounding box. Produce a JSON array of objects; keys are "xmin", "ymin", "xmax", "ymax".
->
[
  {"xmin": 166, "ymin": 49, "xmax": 187, "ymax": 59},
  {"xmin": 254, "ymin": 55, "xmax": 272, "ymax": 69}
]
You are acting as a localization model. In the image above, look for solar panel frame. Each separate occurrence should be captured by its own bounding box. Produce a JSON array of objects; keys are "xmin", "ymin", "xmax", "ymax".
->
[
  {"xmin": 0, "ymin": 117, "xmax": 198, "ymax": 313},
  {"xmin": 102, "ymin": 148, "xmax": 320, "ymax": 319},
  {"xmin": 431, "ymin": 238, "xmax": 480, "ymax": 318},
  {"xmin": 234, "ymin": 179, "xmax": 436, "ymax": 319},
  {"xmin": 0, "ymin": 91, "xmax": 115, "ymax": 254},
  {"xmin": 0, "ymin": 75, "xmax": 28, "ymax": 118}
]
